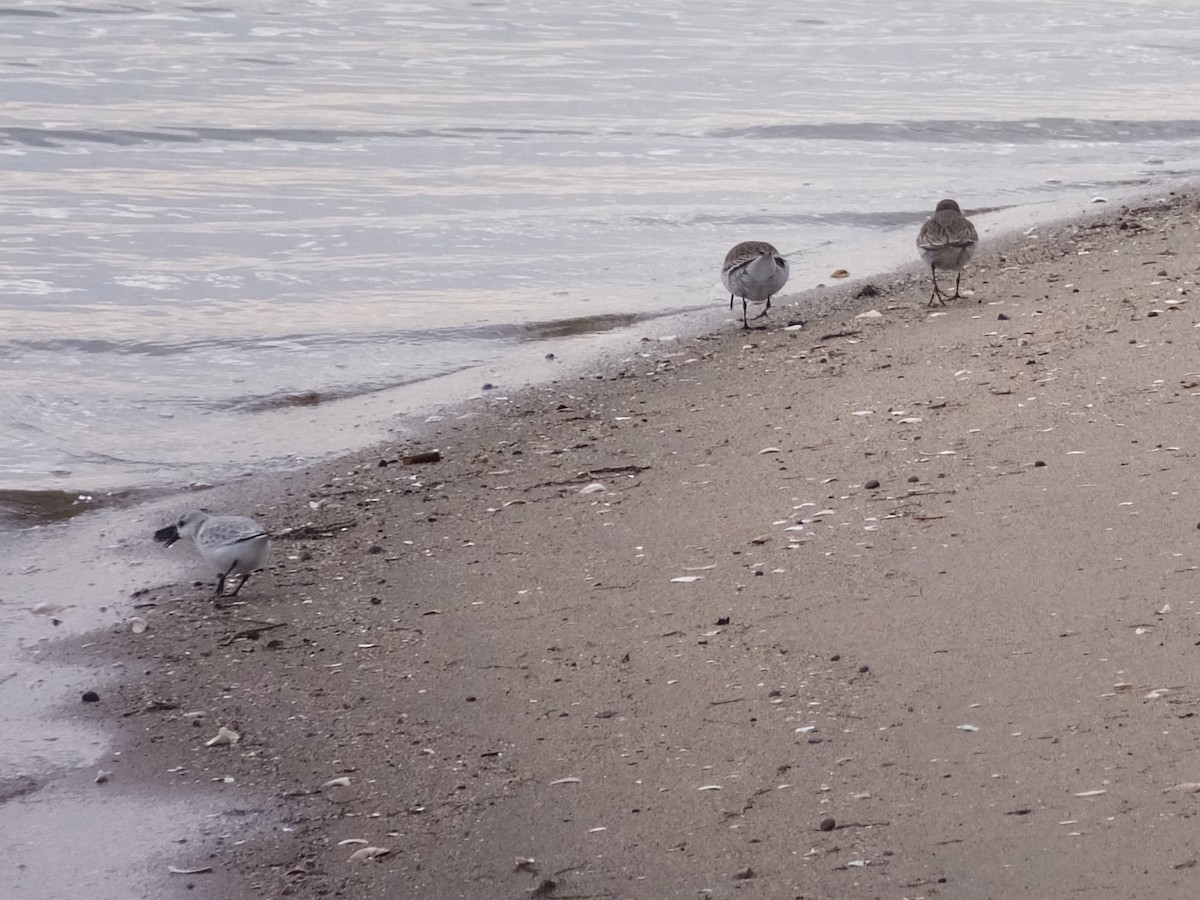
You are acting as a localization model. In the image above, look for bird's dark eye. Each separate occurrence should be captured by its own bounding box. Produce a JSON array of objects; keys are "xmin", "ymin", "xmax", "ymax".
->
[{"xmin": 774, "ymin": 257, "xmax": 786, "ymax": 266}]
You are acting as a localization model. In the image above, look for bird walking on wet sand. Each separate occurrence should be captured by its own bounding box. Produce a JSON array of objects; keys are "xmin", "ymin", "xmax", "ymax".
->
[
  {"xmin": 154, "ymin": 510, "xmax": 270, "ymax": 599},
  {"xmin": 721, "ymin": 240, "xmax": 790, "ymax": 329},
  {"xmin": 917, "ymin": 199, "xmax": 978, "ymax": 305}
]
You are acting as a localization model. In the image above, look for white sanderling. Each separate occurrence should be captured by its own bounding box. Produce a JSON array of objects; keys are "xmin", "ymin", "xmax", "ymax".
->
[
  {"xmin": 721, "ymin": 240, "xmax": 790, "ymax": 329},
  {"xmin": 154, "ymin": 510, "xmax": 270, "ymax": 599},
  {"xmin": 917, "ymin": 198, "xmax": 978, "ymax": 305}
]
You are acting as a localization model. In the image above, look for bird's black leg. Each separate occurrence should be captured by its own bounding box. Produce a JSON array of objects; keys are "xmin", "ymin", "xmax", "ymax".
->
[
  {"xmin": 228, "ymin": 568, "xmax": 251, "ymax": 597},
  {"xmin": 751, "ymin": 296, "xmax": 772, "ymax": 322},
  {"xmin": 729, "ymin": 293, "xmax": 735, "ymax": 311},
  {"xmin": 949, "ymin": 269, "xmax": 973, "ymax": 302},
  {"xmin": 215, "ymin": 560, "xmax": 238, "ymax": 598},
  {"xmin": 927, "ymin": 265, "xmax": 945, "ymax": 306},
  {"xmin": 742, "ymin": 298, "xmax": 750, "ymax": 330}
]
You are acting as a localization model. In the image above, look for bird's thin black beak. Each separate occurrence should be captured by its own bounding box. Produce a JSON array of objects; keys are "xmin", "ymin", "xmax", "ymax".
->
[{"xmin": 154, "ymin": 524, "xmax": 180, "ymax": 547}]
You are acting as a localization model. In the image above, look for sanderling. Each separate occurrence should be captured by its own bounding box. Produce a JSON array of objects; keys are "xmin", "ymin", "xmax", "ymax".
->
[
  {"xmin": 154, "ymin": 511, "xmax": 270, "ymax": 599},
  {"xmin": 721, "ymin": 240, "xmax": 790, "ymax": 329},
  {"xmin": 917, "ymin": 199, "xmax": 978, "ymax": 305}
]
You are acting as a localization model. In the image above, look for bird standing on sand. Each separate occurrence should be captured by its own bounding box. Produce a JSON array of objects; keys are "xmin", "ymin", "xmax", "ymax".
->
[
  {"xmin": 154, "ymin": 511, "xmax": 270, "ymax": 599},
  {"xmin": 917, "ymin": 199, "xmax": 978, "ymax": 305},
  {"xmin": 721, "ymin": 241, "xmax": 790, "ymax": 329}
]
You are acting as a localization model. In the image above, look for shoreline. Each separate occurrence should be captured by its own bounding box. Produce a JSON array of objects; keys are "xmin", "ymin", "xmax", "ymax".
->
[{"xmin": 11, "ymin": 183, "xmax": 1200, "ymax": 898}]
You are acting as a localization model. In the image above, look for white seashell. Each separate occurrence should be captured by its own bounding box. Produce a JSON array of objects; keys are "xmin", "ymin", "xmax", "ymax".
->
[
  {"xmin": 579, "ymin": 482, "xmax": 606, "ymax": 494},
  {"xmin": 956, "ymin": 724, "xmax": 980, "ymax": 732},
  {"xmin": 1074, "ymin": 790, "xmax": 1107, "ymax": 797},
  {"xmin": 1164, "ymin": 783, "xmax": 1200, "ymax": 794},
  {"xmin": 321, "ymin": 776, "xmax": 352, "ymax": 788},
  {"xmin": 205, "ymin": 726, "xmax": 240, "ymax": 747},
  {"xmin": 758, "ymin": 447, "xmax": 782, "ymax": 454},
  {"xmin": 697, "ymin": 785, "xmax": 723, "ymax": 791},
  {"xmin": 338, "ymin": 838, "xmax": 369, "ymax": 846},
  {"xmin": 855, "ymin": 310, "xmax": 883, "ymax": 320},
  {"xmin": 94, "ymin": 770, "xmax": 111, "ymax": 784},
  {"xmin": 587, "ymin": 826, "xmax": 607, "ymax": 833},
  {"xmin": 168, "ymin": 865, "xmax": 214, "ymax": 875},
  {"xmin": 128, "ymin": 616, "xmax": 148, "ymax": 634},
  {"xmin": 670, "ymin": 575, "xmax": 701, "ymax": 583},
  {"xmin": 794, "ymin": 726, "xmax": 817, "ymax": 734},
  {"xmin": 347, "ymin": 846, "xmax": 390, "ymax": 862},
  {"xmin": 550, "ymin": 777, "xmax": 581, "ymax": 785}
]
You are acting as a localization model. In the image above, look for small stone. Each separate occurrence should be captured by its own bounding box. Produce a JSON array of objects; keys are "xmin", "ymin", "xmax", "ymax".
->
[
  {"xmin": 997, "ymin": 313, "xmax": 1010, "ymax": 321},
  {"xmin": 858, "ymin": 665, "xmax": 870, "ymax": 673},
  {"xmin": 907, "ymin": 475, "xmax": 919, "ymax": 483},
  {"xmin": 819, "ymin": 817, "xmax": 836, "ymax": 832},
  {"xmin": 545, "ymin": 353, "xmax": 556, "ymax": 361},
  {"xmin": 482, "ymin": 383, "xmax": 495, "ymax": 391},
  {"xmin": 830, "ymin": 654, "xmax": 841, "ymax": 661},
  {"xmin": 370, "ymin": 597, "xmax": 383, "ymax": 606},
  {"xmin": 1148, "ymin": 310, "xmax": 1159, "ymax": 318},
  {"xmin": 864, "ymin": 479, "xmax": 880, "ymax": 489},
  {"xmin": 366, "ymin": 545, "xmax": 384, "ymax": 555},
  {"xmin": 733, "ymin": 866, "xmax": 755, "ymax": 880},
  {"xmin": 855, "ymin": 284, "xmax": 880, "ymax": 298},
  {"xmin": 1034, "ymin": 460, "xmax": 1046, "ymax": 468},
  {"xmin": 82, "ymin": 691, "xmax": 100, "ymax": 703}
]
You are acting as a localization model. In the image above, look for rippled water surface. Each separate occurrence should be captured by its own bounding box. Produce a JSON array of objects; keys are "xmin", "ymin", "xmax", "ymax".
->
[{"xmin": 3, "ymin": 0, "xmax": 1200, "ymax": 502}]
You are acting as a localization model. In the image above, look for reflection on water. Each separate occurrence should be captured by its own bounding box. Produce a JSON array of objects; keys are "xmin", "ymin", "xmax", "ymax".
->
[{"xmin": 2, "ymin": 0, "xmax": 1200, "ymax": 495}]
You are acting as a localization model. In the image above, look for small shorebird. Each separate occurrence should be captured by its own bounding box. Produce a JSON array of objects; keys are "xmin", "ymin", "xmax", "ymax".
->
[
  {"xmin": 154, "ymin": 511, "xmax": 270, "ymax": 599},
  {"xmin": 917, "ymin": 199, "xmax": 978, "ymax": 305},
  {"xmin": 721, "ymin": 241, "xmax": 790, "ymax": 329}
]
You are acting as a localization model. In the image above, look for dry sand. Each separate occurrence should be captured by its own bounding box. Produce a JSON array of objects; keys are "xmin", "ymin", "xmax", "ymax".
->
[{"xmin": 61, "ymin": 188, "xmax": 1200, "ymax": 899}]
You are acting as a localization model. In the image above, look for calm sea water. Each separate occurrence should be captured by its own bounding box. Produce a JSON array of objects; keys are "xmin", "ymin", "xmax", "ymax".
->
[{"xmin": 4, "ymin": 0, "xmax": 1200, "ymax": 515}]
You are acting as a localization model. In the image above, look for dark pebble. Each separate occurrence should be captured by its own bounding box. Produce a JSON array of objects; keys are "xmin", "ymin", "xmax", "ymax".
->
[
  {"xmin": 52, "ymin": 618, "xmax": 61, "ymax": 627},
  {"xmin": 370, "ymin": 596, "xmax": 383, "ymax": 605},
  {"xmin": 366, "ymin": 545, "xmax": 384, "ymax": 555},
  {"xmin": 855, "ymin": 284, "xmax": 880, "ymax": 298},
  {"xmin": 1034, "ymin": 460, "xmax": 1046, "ymax": 468},
  {"xmin": 82, "ymin": 691, "xmax": 100, "ymax": 703},
  {"xmin": 482, "ymin": 382, "xmax": 495, "ymax": 390},
  {"xmin": 1148, "ymin": 310, "xmax": 1159, "ymax": 318},
  {"xmin": 865, "ymin": 479, "xmax": 880, "ymax": 489},
  {"xmin": 858, "ymin": 665, "xmax": 870, "ymax": 673},
  {"xmin": 997, "ymin": 313, "xmax": 1010, "ymax": 321},
  {"xmin": 830, "ymin": 654, "xmax": 841, "ymax": 661},
  {"xmin": 733, "ymin": 866, "xmax": 755, "ymax": 880},
  {"xmin": 465, "ymin": 696, "xmax": 477, "ymax": 702},
  {"xmin": 545, "ymin": 353, "xmax": 556, "ymax": 360},
  {"xmin": 378, "ymin": 458, "xmax": 389, "ymax": 467},
  {"xmin": 819, "ymin": 817, "xmax": 836, "ymax": 832},
  {"xmin": 907, "ymin": 475, "xmax": 920, "ymax": 483}
]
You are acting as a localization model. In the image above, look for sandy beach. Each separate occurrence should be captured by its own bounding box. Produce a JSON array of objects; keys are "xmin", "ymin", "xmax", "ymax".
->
[{"xmin": 39, "ymin": 188, "xmax": 1200, "ymax": 898}]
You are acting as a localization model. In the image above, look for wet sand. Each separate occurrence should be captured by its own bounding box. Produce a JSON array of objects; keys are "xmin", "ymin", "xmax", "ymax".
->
[{"xmin": 27, "ymin": 188, "xmax": 1200, "ymax": 898}]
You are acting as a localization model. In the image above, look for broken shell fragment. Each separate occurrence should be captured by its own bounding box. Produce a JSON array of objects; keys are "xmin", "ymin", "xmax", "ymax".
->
[
  {"xmin": 205, "ymin": 726, "xmax": 240, "ymax": 747},
  {"xmin": 579, "ymin": 482, "xmax": 606, "ymax": 494},
  {"xmin": 168, "ymin": 865, "xmax": 214, "ymax": 875},
  {"xmin": 549, "ymin": 777, "xmax": 581, "ymax": 786},
  {"xmin": 321, "ymin": 776, "xmax": 352, "ymax": 788},
  {"xmin": 348, "ymin": 846, "xmax": 391, "ymax": 862},
  {"xmin": 128, "ymin": 616, "xmax": 148, "ymax": 634}
]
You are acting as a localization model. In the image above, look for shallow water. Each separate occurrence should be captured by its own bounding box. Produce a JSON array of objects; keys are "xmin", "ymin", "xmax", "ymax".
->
[{"xmin": 3, "ymin": 0, "xmax": 1200, "ymax": 503}]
